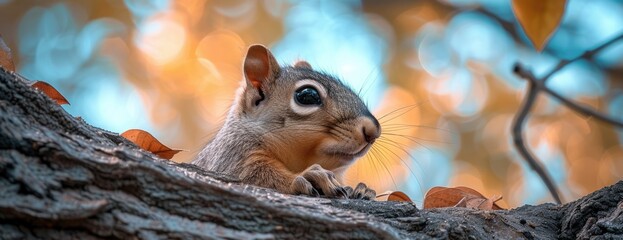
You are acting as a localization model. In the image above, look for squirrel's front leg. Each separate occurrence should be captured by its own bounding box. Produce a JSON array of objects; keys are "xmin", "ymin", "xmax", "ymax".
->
[
  {"xmin": 240, "ymin": 155, "xmax": 374, "ymax": 199},
  {"xmin": 290, "ymin": 164, "xmax": 348, "ymax": 198},
  {"xmin": 294, "ymin": 165, "xmax": 377, "ymax": 200},
  {"xmin": 292, "ymin": 164, "xmax": 376, "ymax": 199},
  {"xmin": 240, "ymin": 156, "xmax": 347, "ymax": 198}
]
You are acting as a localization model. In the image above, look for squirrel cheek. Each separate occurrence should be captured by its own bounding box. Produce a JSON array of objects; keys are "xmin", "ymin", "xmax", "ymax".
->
[{"xmin": 314, "ymin": 138, "xmax": 343, "ymax": 156}]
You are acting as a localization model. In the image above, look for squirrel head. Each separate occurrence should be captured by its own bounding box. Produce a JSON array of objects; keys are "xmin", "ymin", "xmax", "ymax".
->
[{"xmin": 234, "ymin": 44, "xmax": 381, "ymax": 175}]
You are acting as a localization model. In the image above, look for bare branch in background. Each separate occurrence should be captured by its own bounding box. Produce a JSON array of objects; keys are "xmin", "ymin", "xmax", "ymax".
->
[
  {"xmin": 531, "ymin": 74, "xmax": 623, "ymax": 128},
  {"xmin": 512, "ymin": 33, "xmax": 623, "ymax": 204},
  {"xmin": 512, "ymin": 64, "xmax": 563, "ymax": 204}
]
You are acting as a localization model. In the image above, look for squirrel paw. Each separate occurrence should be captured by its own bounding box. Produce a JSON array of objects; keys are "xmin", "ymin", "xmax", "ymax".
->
[
  {"xmin": 343, "ymin": 182, "xmax": 376, "ymax": 200},
  {"xmin": 290, "ymin": 164, "xmax": 348, "ymax": 198}
]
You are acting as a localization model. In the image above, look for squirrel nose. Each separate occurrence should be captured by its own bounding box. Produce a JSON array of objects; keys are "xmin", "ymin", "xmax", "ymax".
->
[{"xmin": 360, "ymin": 117, "xmax": 381, "ymax": 144}]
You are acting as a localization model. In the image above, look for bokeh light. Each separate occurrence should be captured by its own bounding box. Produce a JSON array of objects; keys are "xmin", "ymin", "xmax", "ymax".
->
[{"xmin": 135, "ymin": 13, "xmax": 187, "ymax": 66}]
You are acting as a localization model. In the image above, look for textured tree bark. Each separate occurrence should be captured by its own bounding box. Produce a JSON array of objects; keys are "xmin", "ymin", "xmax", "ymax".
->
[{"xmin": 0, "ymin": 68, "xmax": 621, "ymax": 239}]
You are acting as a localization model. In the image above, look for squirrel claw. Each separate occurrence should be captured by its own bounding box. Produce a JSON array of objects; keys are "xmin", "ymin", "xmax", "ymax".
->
[
  {"xmin": 343, "ymin": 186, "xmax": 354, "ymax": 196},
  {"xmin": 311, "ymin": 188, "xmax": 320, "ymax": 197},
  {"xmin": 349, "ymin": 182, "xmax": 376, "ymax": 200},
  {"xmin": 291, "ymin": 176, "xmax": 320, "ymax": 197},
  {"xmin": 333, "ymin": 186, "xmax": 348, "ymax": 199},
  {"xmin": 290, "ymin": 164, "xmax": 345, "ymax": 198}
]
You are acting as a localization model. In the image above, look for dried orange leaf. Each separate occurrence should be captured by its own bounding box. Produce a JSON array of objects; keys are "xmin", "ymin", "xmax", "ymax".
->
[
  {"xmin": 0, "ymin": 36, "xmax": 68, "ymax": 106},
  {"xmin": 423, "ymin": 186, "xmax": 506, "ymax": 210},
  {"xmin": 376, "ymin": 191, "xmax": 412, "ymax": 202},
  {"xmin": 423, "ymin": 187, "xmax": 466, "ymax": 209},
  {"xmin": 488, "ymin": 195, "xmax": 504, "ymax": 210},
  {"xmin": 121, "ymin": 129, "xmax": 181, "ymax": 160},
  {"xmin": 455, "ymin": 186, "xmax": 486, "ymax": 198},
  {"xmin": 512, "ymin": 0, "xmax": 567, "ymax": 51},
  {"xmin": 465, "ymin": 195, "xmax": 505, "ymax": 210},
  {"xmin": 0, "ymin": 35, "xmax": 15, "ymax": 71},
  {"xmin": 424, "ymin": 186, "xmax": 447, "ymax": 197},
  {"xmin": 465, "ymin": 198, "xmax": 489, "ymax": 209},
  {"xmin": 30, "ymin": 81, "xmax": 70, "ymax": 105}
]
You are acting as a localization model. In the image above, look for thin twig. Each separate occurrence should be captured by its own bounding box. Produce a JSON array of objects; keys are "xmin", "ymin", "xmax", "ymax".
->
[
  {"xmin": 511, "ymin": 33, "xmax": 623, "ymax": 204},
  {"xmin": 512, "ymin": 64, "xmax": 562, "ymax": 204},
  {"xmin": 536, "ymin": 80, "xmax": 623, "ymax": 128},
  {"xmin": 541, "ymin": 34, "xmax": 623, "ymax": 81}
]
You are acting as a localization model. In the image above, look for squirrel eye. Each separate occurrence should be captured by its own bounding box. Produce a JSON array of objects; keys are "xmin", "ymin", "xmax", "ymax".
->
[{"xmin": 294, "ymin": 87, "xmax": 321, "ymax": 105}]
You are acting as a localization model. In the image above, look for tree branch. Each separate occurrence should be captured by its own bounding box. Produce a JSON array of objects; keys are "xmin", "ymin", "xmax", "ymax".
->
[
  {"xmin": 512, "ymin": 64, "xmax": 563, "ymax": 204},
  {"xmin": 541, "ymin": 33, "xmax": 623, "ymax": 81},
  {"xmin": 523, "ymin": 70, "xmax": 623, "ymax": 128},
  {"xmin": 511, "ymin": 33, "xmax": 623, "ymax": 204}
]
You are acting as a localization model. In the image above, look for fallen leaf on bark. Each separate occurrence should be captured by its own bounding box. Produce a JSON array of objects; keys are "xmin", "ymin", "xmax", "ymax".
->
[
  {"xmin": 376, "ymin": 191, "xmax": 412, "ymax": 202},
  {"xmin": 423, "ymin": 186, "xmax": 504, "ymax": 210},
  {"xmin": 463, "ymin": 194, "xmax": 503, "ymax": 210},
  {"xmin": 30, "ymin": 81, "xmax": 70, "ymax": 105},
  {"xmin": 0, "ymin": 36, "xmax": 69, "ymax": 105},
  {"xmin": 121, "ymin": 129, "xmax": 182, "ymax": 160}
]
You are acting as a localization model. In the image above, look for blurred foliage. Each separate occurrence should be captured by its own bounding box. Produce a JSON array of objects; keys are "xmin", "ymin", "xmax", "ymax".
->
[{"xmin": 1, "ymin": 0, "xmax": 622, "ymax": 207}]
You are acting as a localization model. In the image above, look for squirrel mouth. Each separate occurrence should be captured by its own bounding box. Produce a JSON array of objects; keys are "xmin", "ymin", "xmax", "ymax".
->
[{"xmin": 328, "ymin": 143, "xmax": 372, "ymax": 161}]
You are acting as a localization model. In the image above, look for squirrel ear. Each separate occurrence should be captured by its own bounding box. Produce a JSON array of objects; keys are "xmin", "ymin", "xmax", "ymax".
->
[
  {"xmin": 294, "ymin": 60, "xmax": 312, "ymax": 69},
  {"xmin": 243, "ymin": 45, "xmax": 280, "ymax": 90}
]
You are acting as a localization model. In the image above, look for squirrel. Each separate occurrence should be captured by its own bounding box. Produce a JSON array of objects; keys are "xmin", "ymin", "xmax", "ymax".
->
[{"xmin": 193, "ymin": 45, "xmax": 380, "ymax": 199}]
